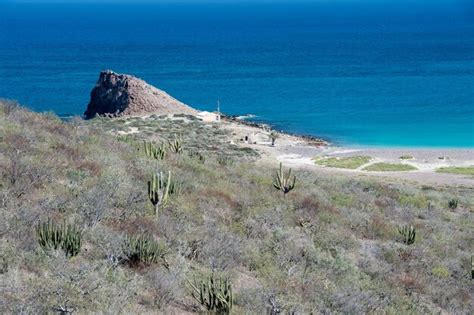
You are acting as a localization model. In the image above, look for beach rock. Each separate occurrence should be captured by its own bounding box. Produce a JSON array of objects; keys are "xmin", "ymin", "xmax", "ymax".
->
[{"xmin": 84, "ymin": 70, "xmax": 197, "ymax": 119}]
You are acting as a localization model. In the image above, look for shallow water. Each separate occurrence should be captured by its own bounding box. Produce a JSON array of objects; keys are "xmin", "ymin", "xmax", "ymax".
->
[{"xmin": 1, "ymin": 2, "xmax": 473, "ymax": 147}]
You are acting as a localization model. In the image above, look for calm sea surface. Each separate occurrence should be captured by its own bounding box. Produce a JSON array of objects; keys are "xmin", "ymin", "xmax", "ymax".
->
[{"xmin": 1, "ymin": 2, "xmax": 473, "ymax": 147}]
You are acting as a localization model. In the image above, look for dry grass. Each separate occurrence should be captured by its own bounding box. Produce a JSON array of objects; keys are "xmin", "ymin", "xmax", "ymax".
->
[{"xmin": 0, "ymin": 100, "xmax": 473, "ymax": 314}]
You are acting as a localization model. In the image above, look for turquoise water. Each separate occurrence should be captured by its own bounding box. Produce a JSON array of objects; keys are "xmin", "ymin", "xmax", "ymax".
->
[{"xmin": 0, "ymin": 2, "xmax": 473, "ymax": 147}]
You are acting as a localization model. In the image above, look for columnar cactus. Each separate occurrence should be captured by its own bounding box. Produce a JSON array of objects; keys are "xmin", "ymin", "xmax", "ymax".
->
[
  {"xmin": 168, "ymin": 135, "xmax": 183, "ymax": 154},
  {"xmin": 471, "ymin": 256, "xmax": 474, "ymax": 280},
  {"xmin": 273, "ymin": 163, "xmax": 296, "ymax": 194},
  {"xmin": 123, "ymin": 235, "xmax": 167, "ymax": 266},
  {"xmin": 148, "ymin": 171, "xmax": 172, "ymax": 215},
  {"xmin": 398, "ymin": 225, "xmax": 416, "ymax": 245},
  {"xmin": 143, "ymin": 141, "xmax": 167, "ymax": 160},
  {"xmin": 191, "ymin": 273, "xmax": 233, "ymax": 314},
  {"xmin": 36, "ymin": 220, "xmax": 82, "ymax": 257}
]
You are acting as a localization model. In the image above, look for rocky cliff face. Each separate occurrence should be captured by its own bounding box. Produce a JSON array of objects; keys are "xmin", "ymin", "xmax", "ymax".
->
[{"xmin": 84, "ymin": 70, "xmax": 197, "ymax": 119}]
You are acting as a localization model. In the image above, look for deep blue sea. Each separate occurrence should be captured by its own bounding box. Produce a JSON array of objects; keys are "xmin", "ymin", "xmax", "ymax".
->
[{"xmin": 1, "ymin": 2, "xmax": 473, "ymax": 147}]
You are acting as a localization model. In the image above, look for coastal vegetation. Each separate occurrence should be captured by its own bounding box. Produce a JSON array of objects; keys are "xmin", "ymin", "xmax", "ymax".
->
[
  {"xmin": 399, "ymin": 155, "xmax": 414, "ymax": 160},
  {"xmin": 363, "ymin": 163, "xmax": 418, "ymax": 172},
  {"xmin": 0, "ymin": 100, "xmax": 473, "ymax": 313},
  {"xmin": 436, "ymin": 166, "xmax": 474, "ymax": 176},
  {"xmin": 313, "ymin": 155, "xmax": 372, "ymax": 169}
]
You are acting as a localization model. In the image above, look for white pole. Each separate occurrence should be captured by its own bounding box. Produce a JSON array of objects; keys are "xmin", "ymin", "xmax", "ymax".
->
[{"xmin": 217, "ymin": 100, "xmax": 221, "ymax": 123}]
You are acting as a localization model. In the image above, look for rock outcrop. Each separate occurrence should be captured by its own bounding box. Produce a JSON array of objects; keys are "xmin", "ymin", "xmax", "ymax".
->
[{"xmin": 84, "ymin": 70, "xmax": 197, "ymax": 119}]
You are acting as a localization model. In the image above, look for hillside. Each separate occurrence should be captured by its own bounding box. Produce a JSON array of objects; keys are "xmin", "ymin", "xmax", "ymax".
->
[{"xmin": 0, "ymin": 99, "xmax": 473, "ymax": 314}]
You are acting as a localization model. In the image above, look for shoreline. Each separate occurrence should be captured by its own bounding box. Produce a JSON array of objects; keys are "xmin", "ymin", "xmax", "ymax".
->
[
  {"xmin": 57, "ymin": 109, "xmax": 472, "ymax": 150},
  {"xmin": 218, "ymin": 114, "xmax": 474, "ymax": 186},
  {"xmin": 226, "ymin": 114, "xmax": 474, "ymax": 151}
]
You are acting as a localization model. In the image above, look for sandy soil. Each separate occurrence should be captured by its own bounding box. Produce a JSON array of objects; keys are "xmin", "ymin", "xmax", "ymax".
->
[{"xmin": 221, "ymin": 119, "xmax": 474, "ymax": 187}]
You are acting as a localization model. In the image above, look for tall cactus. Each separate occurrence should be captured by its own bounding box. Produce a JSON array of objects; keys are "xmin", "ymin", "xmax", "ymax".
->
[
  {"xmin": 471, "ymin": 256, "xmax": 473, "ymax": 280},
  {"xmin": 273, "ymin": 163, "xmax": 296, "ymax": 195},
  {"xmin": 148, "ymin": 171, "xmax": 172, "ymax": 215},
  {"xmin": 168, "ymin": 135, "xmax": 183, "ymax": 154},
  {"xmin": 398, "ymin": 225, "xmax": 416, "ymax": 245},
  {"xmin": 191, "ymin": 273, "xmax": 233, "ymax": 314}
]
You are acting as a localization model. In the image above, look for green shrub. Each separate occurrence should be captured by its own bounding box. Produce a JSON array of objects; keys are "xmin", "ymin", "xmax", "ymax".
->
[
  {"xmin": 436, "ymin": 166, "xmax": 474, "ymax": 176},
  {"xmin": 363, "ymin": 163, "xmax": 417, "ymax": 172},
  {"xmin": 314, "ymin": 156, "xmax": 371, "ymax": 169},
  {"xmin": 431, "ymin": 266, "xmax": 450, "ymax": 278},
  {"xmin": 36, "ymin": 220, "xmax": 82, "ymax": 257},
  {"xmin": 190, "ymin": 272, "xmax": 233, "ymax": 314}
]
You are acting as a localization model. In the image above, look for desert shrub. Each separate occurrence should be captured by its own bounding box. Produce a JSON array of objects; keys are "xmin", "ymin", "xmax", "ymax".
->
[
  {"xmin": 146, "ymin": 269, "xmax": 183, "ymax": 309},
  {"xmin": 363, "ymin": 214, "xmax": 394, "ymax": 240},
  {"xmin": 188, "ymin": 150, "xmax": 206, "ymax": 163},
  {"xmin": 294, "ymin": 195, "xmax": 320, "ymax": 227},
  {"xmin": 0, "ymin": 98, "xmax": 19, "ymax": 116},
  {"xmin": 217, "ymin": 155, "xmax": 235, "ymax": 166},
  {"xmin": 36, "ymin": 220, "xmax": 82, "ymax": 257},
  {"xmin": 431, "ymin": 266, "xmax": 450, "ymax": 279}
]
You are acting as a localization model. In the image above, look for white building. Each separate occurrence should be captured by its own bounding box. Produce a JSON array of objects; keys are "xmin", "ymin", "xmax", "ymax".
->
[{"xmin": 197, "ymin": 111, "xmax": 220, "ymax": 123}]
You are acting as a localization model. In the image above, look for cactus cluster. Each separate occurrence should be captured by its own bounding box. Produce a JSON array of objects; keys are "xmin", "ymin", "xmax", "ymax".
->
[
  {"xmin": 123, "ymin": 235, "xmax": 167, "ymax": 266},
  {"xmin": 398, "ymin": 225, "xmax": 416, "ymax": 245},
  {"xmin": 36, "ymin": 220, "xmax": 82, "ymax": 257},
  {"xmin": 143, "ymin": 141, "xmax": 167, "ymax": 160},
  {"xmin": 448, "ymin": 199, "xmax": 458, "ymax": 209},
  {"xmin": 168, "ymin": 135, "xmax": 183, "ymax": 154},
  {"xmin": 191, "ymin": 273, "xmax": 233, "ymax": 314},
  {"xmin": 273, "ymin": 163, "xmax": 296, "ymax": 194}
]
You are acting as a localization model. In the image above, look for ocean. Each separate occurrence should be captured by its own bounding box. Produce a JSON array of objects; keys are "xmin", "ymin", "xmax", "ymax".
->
[{"xmin": 1, "ymin": 2, "xmax": 473, "ymax": 147}]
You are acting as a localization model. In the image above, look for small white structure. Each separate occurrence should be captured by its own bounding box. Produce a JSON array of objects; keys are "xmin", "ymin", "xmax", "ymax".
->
[
  {"xmin": 246, "ymin": 132, "xmax": 272, "ymax": 145},
  {"xmin": 197, "ymin": 111, "xmax": 220, "ymax": 123}
]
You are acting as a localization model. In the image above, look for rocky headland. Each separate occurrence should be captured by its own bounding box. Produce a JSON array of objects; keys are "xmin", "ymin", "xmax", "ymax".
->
[{"xmin": 84, "ymin": 70, "xmax": 197, "ymax": 119}]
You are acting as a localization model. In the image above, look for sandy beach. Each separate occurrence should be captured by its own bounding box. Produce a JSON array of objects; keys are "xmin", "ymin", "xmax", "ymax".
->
[{"xmin": 221, "ymin": 118, "xmax": 474, "ymax": 187}]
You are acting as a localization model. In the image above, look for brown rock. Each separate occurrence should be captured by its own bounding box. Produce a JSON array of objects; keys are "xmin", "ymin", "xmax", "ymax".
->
[{"xmin": 84, "ymin": 70, "xmax": 197, "ymax": 119}]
